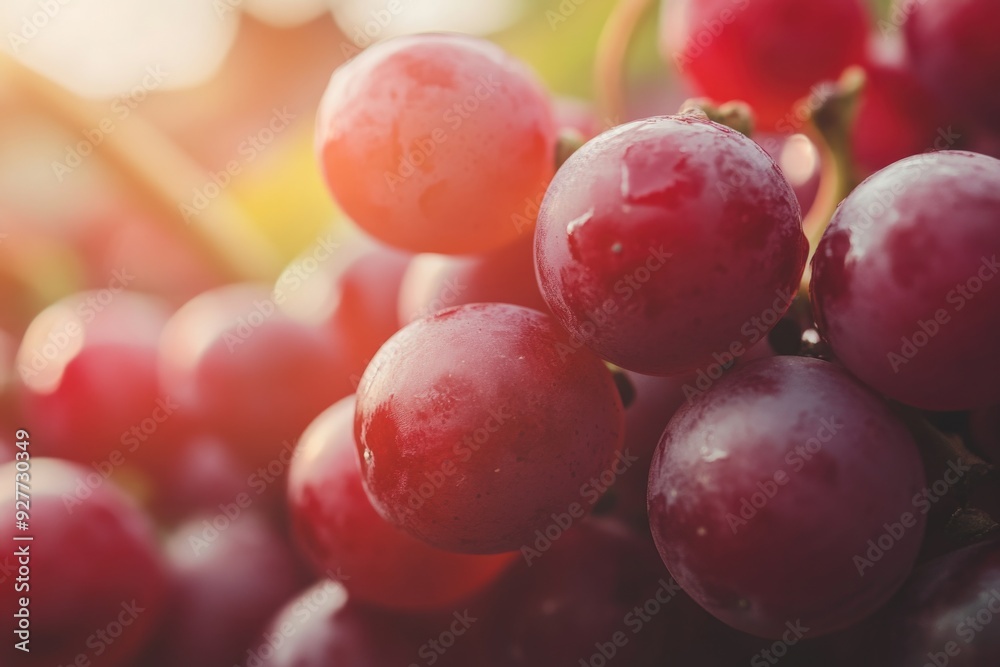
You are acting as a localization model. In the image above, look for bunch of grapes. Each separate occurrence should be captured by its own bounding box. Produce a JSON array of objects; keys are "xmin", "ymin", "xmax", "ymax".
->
[{"xmin": 1, "ymin": 0, "xmax": 999, "ymax": 665}]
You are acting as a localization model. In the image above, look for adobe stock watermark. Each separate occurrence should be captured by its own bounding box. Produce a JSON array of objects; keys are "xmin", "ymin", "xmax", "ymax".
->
[
  {"xmin": 887, "ymin": 254, "xmax": 999, "ymax": 373},
  {"xmin": 55, "ymin": 600, "xmax": 147, "ymax": 667},
  {"xmin": 546, "ymin": 0, "xmax": 593, "ymax": 31},
  {"xmin": 180, "ymin": 107, "xmax": 296, "ymax": 223},
  {"xmin": 579, "ymin": 577, "xmax": 682, "ymax": 666},
  {"xmin": 751, "ymin": 620, "xmax": 811, "ymax": 666},
  {"xmin": 6, "ymin": 0, "xmax": 72, "ymax": 54},
  {"xmin": 725, "ymin": 416, "xmax": 844, "ymax": 534},
  {"xmin": 17, "ymin": 268, "xmax": 135, "ymax": 382},
  {"xmin": 61, "ymin": 396, "xmax": 179, "ymax": 513},
  {"xmin": 921, "ymin": 588, "xmax": 1000, "ymax": 667},
  {"xmin": 876, "ymin": 0, "xmax": 927, "ymax": 37},
  {"xmin": 554, "ymin": 244, "xmax": 673, "ymax": 362},
  {"xmin": 240, "ymin": 575, "xmax": 350, "ymax": 667},
  {"xmin": 187, "ymin": 439, "xmax": 298, "ymax": 555},
  {"xmin": 390, "ymin": 403, "xmax": 513, "ymax": 523},
  {"xmin": 338, "ymin": 0, "xmax": 412, "ymax": 59},
  {"xmin": 520, "ymin": 449, "xmax": 639, "ymax": 566},
  {"xmin": 51, "ymin": 66, "xmax": 168, "ymax": 182},
  {"xmin": 383, "ymin": 75, "xmax": 501, "ymax": 192},
  {"xmin": 681, "ymin": 287, "xmax": 796, "ymax": 403},
  {"xmin": 854, "ymin": 459, "xmax": 971, "ymax": 577},
  {"xmin": 408, "ymin": 609, "xmax": 478, "ymax": 667}
]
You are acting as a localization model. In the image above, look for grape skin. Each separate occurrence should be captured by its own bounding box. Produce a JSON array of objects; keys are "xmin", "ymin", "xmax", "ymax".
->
[
  {"xmin": 811, "ymin": 151, "xmax": 1000, "ymax": 410},
  {"xmin": 535, "ymin": 115, "xmax": 807, "ymax": 376},
  {"xmin": 317, "ymin": 33, "xmax": 556, "ymax": 255},
  {"xmin": 648, "ymin": 356, "xmax": 925, "ymax": 639},
  {"xmin": 288, "ymin": 396, "xmax": 513, "ymax": 610},
  {"xmin": 355, "ymin": 303, "xmax": 624, "ymax": 554}
]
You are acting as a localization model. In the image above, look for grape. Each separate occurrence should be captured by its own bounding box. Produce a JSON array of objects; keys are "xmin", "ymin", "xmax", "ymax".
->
[
  {"xmin": 148, "ymin": 435, "xmax": 255, "ymax": 524},
  {"xmin": 317, "ymin": 33, "xmax": 557, "ymax": 254},
  {"xmin": 397, "ymin": 231, "xmax": 546, "ymax": 325},
  {"xmin": 662, "ymin": 0, "xmax": 869, "ymax": 129},
  {"xmin": 534, "ymin": 115, "xmax": 807, "ymax": 376},
  {"xmin": 15, "ymin": 291, "xmax": 178, "ymax": 468},
  {"xmin": 872, "ymin": 539, "xmax": 1000, "ymax": 666},
  {"xmin": 288, "ymin": 396, "xmax": 513, "ymax": 610},
  {"xmin": 245, "ymin": 582, "xmax": 487, "ymax": 667},
  {"xmin": 159, "ymin": 283, "xmax": 346, "ymax": 469},
  {"xmin": 355, "ymin": 303, "xmax": 624, "ymax": 554},
  {"xmin": 554, "ymin": 97, "xmax": 604, "ymax": 140},
  {"xmin": 139, "ymin": 513, "xmax": 307, "ymax": 667},
  {"xmin": 647, "ymin": 356, "xmax": 925, "ymax": 638},
  {"xmin": 276, "ymin": 235, "xmax": 411, "ymax": 395},
  {"xmin": 810, "ymin": 151, "xmax": 1000, "ymax": 410},
  {"xmin": 851, "ymin": 50, "xmax": 958, "ymax": 179},
  {"xmin": 486, "ymin": 518, "xmax": 745, "ymax": 666},
  {"xmin": 0, "ymin": 458, "xmax": 168, "ymax": 667},
  {"xmin": 244, "ymin": 582, "xmax": 416, "ymax": 667},
  {"xmin": 758, "ymin": 132, "xmax": 822, "ymax": 213},
  {"xmin": 903, "ymin": 0, "xmax": 1000, "ymax": 134}
]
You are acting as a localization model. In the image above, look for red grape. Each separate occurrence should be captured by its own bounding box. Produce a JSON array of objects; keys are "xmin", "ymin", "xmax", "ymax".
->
[
  {"xmin": 851, "ymin": 48, "xmax": 958, "ymax": 179},
  {"xmin": 139, "ymin": 512, "xmax": 307, "ymax": 667},
  {"xmin": 648, "ymin": 356, "xmax": 925, "ymax": 638},
  {"xmin": 289, "ymin": 396, "xmax": 513, "ymax": 610},
  {"xmin": 486, "ymin": 518, "xmax": 738, "ymax": 666},
  {"xmin": 0, "ymin": 458, "xmax": 168, "ymax": 667},
  {"xmin": 663, "ymin": 0, "xmax": 869, "ymax": 129},
  {"xmin": 159, "ymin": 283, "xmax": 346, "ymax": 469},
  {"xmin": 553, "ymin": 97, "xmax": 604, "ymax": 140},
  {"xmin": 355, "ymin": 303, "xmax": 624, "ymax": 554},
  {"xmin": 810, "ymin": 151, "xmax": 1000, "ymax": 410},
  {"xmin": 397, "ymin": 232, "xmax": 546, "ymax": 325},
  {"xmin": 244, "ymin": 582, "xmax": 487, "ymax": 667},
  {"xmin": 148, "ymin": 435, "xmax": 254, "ymax": 524},
  {"xmin": 15, "ymin": 291, "xmax": 177, "ymax": 467},
  {"xmin": 244, "ymin": 582, "xmax": 416, "ymax": 667},
  {"xmin": 277, "ymin": 235, "xmax": 411, "ymax": 395},
  {"xmin": 903, "ymin": 0, "xmax": 1000, "ymax": 134},
  {"xmin": 872, "ymin": 539, "xmax": 1000, "ymax": 666},
  {"xmin": 534, "ymin": 115, "xmax": 807, "ymax": 376},
  {"xmin": 317, "ymin": 33, "xmax": 557, "ymax": 254}
]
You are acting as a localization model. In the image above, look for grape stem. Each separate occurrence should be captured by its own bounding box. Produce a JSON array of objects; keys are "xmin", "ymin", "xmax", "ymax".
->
[
  {"xmin": 594, "ymin": 0, "xmax": 656, "ymax": 127},
  {"xmin": 798, "ymin": 67, "xmax": 865, "ymax": 297},
  {"xmin": 0, "ymin": 53, "xmax": 284, "ymax": 282}
]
